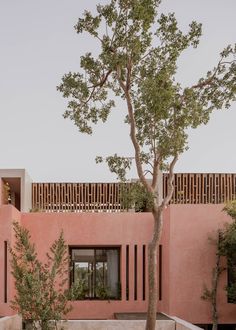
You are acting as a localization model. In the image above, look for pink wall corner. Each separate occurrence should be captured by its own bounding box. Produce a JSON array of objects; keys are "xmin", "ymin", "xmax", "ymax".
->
[
  {"xmin": 0, "ymin": 205, "xmax": 21, "ymax": 316},
  {"xmin": 168, "ymin": 204, "xmax": 236, "ymax": 324}
]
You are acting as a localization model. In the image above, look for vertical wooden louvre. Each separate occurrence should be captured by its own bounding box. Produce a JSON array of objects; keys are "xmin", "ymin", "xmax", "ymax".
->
[
  {"xmin": 32, "ymin": 174, "xmax": 236, "ymax": 212},
  {"xmin": 163, "ymin": 173, "xmax": 236, "ymax": 205}
]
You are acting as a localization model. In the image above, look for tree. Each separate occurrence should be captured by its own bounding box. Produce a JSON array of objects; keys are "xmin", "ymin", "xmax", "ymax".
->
[
  {"xmin": 9, "ymin": 222, "xmax": 72, "ymax": 330},
  {"xmin": 221, "ymin": 201, "xmax": 236, "ymax": 303},
  {"xmin": 201, "ymin": 232, "xmax": 224, "ymax": 330},
  {"xmin": 57, "ymin": 1, "xmax": 236, "ymax": 329},
  {"xmin": 202, "ymin": 201, "xmax": 236, "ymax": 330}
]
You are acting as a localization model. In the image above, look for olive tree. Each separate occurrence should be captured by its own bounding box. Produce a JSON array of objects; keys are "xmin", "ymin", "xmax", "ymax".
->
[
  {"xmin": 10, "ymin": 222, "xmax": 72, "ymax": 330},
  {"xmin": 58, "ymin": 1, "xmax": 236, "ymax": 328}
]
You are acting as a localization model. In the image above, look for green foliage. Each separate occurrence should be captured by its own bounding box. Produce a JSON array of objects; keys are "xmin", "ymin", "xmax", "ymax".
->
[
  {"xmin": 69, "ymin": 279, "xmax": 88, "ymax": 300},
  {"xmin": 219, "ymin": 221, "xmax": 236, "ymax": 257},
  {"xmin": 227, "ymin": 282, "xmax": 236, "ymax": 303},
  {"xmin": 95, "ymin": 285, "xmax": 110, "ymax": 300},
  {"xmin": 96, "ymin": 154, "xmax": 132, "ymax": 181},
  {"xmin": 29, "ymin": 207, "xmax": 43, "ymax": 213},
  {"xmin": 220, "ymin": 203, "xmax": 236, "ymax": 303},
  {"xmin": 121, "ymin": 182, "xmax": 154, "ymax": 211},
  {"xmin": 223, "ymin": 200, "xmax": 236, "ymax": 221},
  {"xmin": 201, "ymin": 232, "xmax": 224, "ymax": 330},
  {"xmin": 69, "ymin": 280, "xmax": 113, "ymax": 300},
  {"xmin": 58, "ymin": 0, "xmax": 236, "ymax": 182},
  {"xmin": 201, "ymin": 284, "xmax": 213, "ymax": 301},
  {"xmin": 9, "ymin": 222, "xmax": 72, "ymax": 330}
]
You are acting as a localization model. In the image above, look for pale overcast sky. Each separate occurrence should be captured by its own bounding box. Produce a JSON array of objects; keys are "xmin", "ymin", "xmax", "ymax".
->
[{"xmin": 0, "ymin": 0, "xmax": 235, "ymax": 182}]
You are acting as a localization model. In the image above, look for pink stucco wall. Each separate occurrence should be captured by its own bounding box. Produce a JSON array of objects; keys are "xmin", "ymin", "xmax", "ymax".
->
[
  {"xmin": 21, "ymin": 211, "xmax": 154, "ymax": 319},
  {"xmin": 0, "ymin": 206, "xmax": 21, "ymax": 316},
  {"xmin": 167, "ymin": 204, "xmax": 236, "ymax": 324},
  {"xmin": 0, "ymin": 204, "xmax": 235, "ymax": 324}
]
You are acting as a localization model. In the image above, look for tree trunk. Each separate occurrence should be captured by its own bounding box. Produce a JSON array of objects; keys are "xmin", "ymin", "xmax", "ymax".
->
[
  {"xmin": 146, "ymin": 206, "xmax": 163, "ymax": 330},
  {"xmin": 211, "ymin": 241, "xmax": 221, "ymax": 330}
]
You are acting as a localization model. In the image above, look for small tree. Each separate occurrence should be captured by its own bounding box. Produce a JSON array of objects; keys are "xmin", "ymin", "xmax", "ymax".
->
[
  {"xmin": 58, "ymin": 1, "xmax": 236, "ymax": 328},
  {"xmin": 201, "ymin": 232, "xmax": 224, "ymax": 330},
  {"xmin": 221, "ymin": 201, "xmax": 236, "ymax": 303},
  {"xmin": 202, "ymin": 201, "xmax": 236, "ymax": 330},
  {"xmin": 9, "ymin": 222, "xmax": 71, "ymax": 330}
]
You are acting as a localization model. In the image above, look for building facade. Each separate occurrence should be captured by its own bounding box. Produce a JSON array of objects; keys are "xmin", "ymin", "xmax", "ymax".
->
[{"xmin": 0, "ymin": 170, "xmax": 235, "ymax": 327}]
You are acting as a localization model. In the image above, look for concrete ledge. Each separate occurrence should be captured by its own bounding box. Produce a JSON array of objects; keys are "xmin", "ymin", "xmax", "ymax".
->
[
  {"xmin": 171, "ymin": 316, "xmax": 203, "ymax": 330},
  {"xmin": 56, "ymin": 319, "xmax": 175, "ymax": 330},
  {"xmin": 0, "ymin": 315, "xmax": 22, "ymax": 330},
  {"xmin": 0, "ymin": 315, "xmax": 201, "ymax": 330}
]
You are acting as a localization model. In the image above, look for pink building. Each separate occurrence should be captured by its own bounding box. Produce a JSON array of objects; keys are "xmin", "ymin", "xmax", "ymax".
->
[{"xmin": 0, "ymin": 170, "xmax": 235, "ymax": 329}]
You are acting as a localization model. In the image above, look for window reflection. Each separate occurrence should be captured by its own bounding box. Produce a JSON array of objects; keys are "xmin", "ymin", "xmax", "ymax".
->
[{"xmin": 71, "ymin": 248, "xmax": 120, "ymax": 300}]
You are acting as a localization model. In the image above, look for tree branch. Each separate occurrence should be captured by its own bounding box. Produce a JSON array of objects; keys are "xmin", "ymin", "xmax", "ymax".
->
[
  {"xmin": 161, "ymin": 154, "xmax": 178, "ymax": 207},
  {"xmin": 81, "ymin": 69, "xmax": 112, "ymax": 106},
  {"xmin": 117, "ymin": 62, "xmax": 152, "ymax": 194},
  {"xmin": 191, "ymin": 58, "xmax": 235, "ymax": 90},
  {"xmin": 151, "ymin": 159, "xmax": 160, "ymax": 191}
]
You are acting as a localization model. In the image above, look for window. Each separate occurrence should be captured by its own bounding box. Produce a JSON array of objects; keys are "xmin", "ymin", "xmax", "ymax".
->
[{"xmin": 70, "ymin": 247, "xmax": 120, "ymax": 300}]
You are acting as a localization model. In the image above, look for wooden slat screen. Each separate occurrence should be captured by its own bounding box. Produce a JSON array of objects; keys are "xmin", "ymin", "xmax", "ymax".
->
[
  {"xmin": 32, "ymin": 174, "xmax": 236, "ymax": 212},
  {"xmin": 32, "ymin": 182, "xmax": 131, "ymax": 212},
  {"xmin": 163, "ymin": 173, "xmax": 236, "ymax": 204}
]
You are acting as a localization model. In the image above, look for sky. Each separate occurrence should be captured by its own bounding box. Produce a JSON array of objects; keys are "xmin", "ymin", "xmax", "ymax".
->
[{"xmin": 0, "ymin": 0, "xmax": 235, "ymax": 182}]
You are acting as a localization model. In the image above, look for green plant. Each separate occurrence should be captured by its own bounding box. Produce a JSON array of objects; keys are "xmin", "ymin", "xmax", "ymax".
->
[
  {"xmin": 219, "ymin": 210, "xmax": 236, "ymax": 304},
  {"xmin": 29, "ymin": 207, "xmax": 43, "ymax": 213},
  {"xmin": 95, "ymin": 285, "xmax": 110, "ymax": 299},
  {"xmin": 121, "ymin": 182, "xmax": 154, "ymax": 212},
  {"xmin": 9, "ymin": 222, "xmax": 72, "ymax": 330},
  {"xmin": 69, "ymin": 279, "xmax": 89, "ymax": 300},
  {"xmin": 201, "ymin": 232, "xmax": 224, "ymax": 330}
]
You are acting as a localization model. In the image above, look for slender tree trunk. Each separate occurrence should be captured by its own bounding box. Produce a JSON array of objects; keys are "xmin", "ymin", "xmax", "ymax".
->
[
  {"xmin": 211, "ymin": 241, "xmax": 221, "ymax": 330},
  {"xmin": 146, "ymin": 206, "xmax": 163, "ymax": 330}
]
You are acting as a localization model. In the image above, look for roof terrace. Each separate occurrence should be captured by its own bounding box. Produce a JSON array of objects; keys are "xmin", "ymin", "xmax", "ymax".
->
[
  {"xmin": 1, "ymin": 170, "xmax": 236, "ymax": 212},
  {"xmin": 32, "ymin": 173, "xmax": 236, "ymax": 212}
]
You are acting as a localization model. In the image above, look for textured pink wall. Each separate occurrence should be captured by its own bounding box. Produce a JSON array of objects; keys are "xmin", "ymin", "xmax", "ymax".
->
[
  {"xmin": 0, "ymin": 204, "xmax": 235, "ymax": 323},
  {"xmin": 0, "ymin": 205, "xmax": 21, "ymax": 316},
  {"xmin": 21, "ymin": 211, "xmax": 154, "ymax": 319},
  {"xmin": 168, "ymin": 204, "xmax": 236, "ymax": 324}
]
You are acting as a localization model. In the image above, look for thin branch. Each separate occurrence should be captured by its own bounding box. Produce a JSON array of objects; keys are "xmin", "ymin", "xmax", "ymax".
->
[
  {"xmin": 110, "ymin": 7, "xmax": 122, "ymax": 47},
  {"xmin": 94, "ymin": 34, "xmax": 104, "ymax": 44},
  {"xmin": 147, "ymin": 160, "xmax": 154, "ymax": 170},
  {"xmin": 80, "ymin": 69, "xmax": 112, "ymax": 106},
  {"xmin": 191, "ymin": 58, "xmax": 235, "ymax": 90},
  {"xmin": 144, "ymin": 169, "xmax": 154, "ymax": 177},
  {"xmin": 140, "ymin": 48, "xmax": 154, "ymax": 62},
  {"xmin": 161, "ymin": 154, "xmax": 178, "ymax": 207},
  {"xmin": 126, "ymin": 57, "xmax": 132, "ymax": 89}
]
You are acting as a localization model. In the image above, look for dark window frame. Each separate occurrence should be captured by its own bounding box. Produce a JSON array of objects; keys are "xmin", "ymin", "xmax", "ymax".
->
[{"xmin": 69, "ymin": 246, "xmax": 121, "ymax": 300}]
